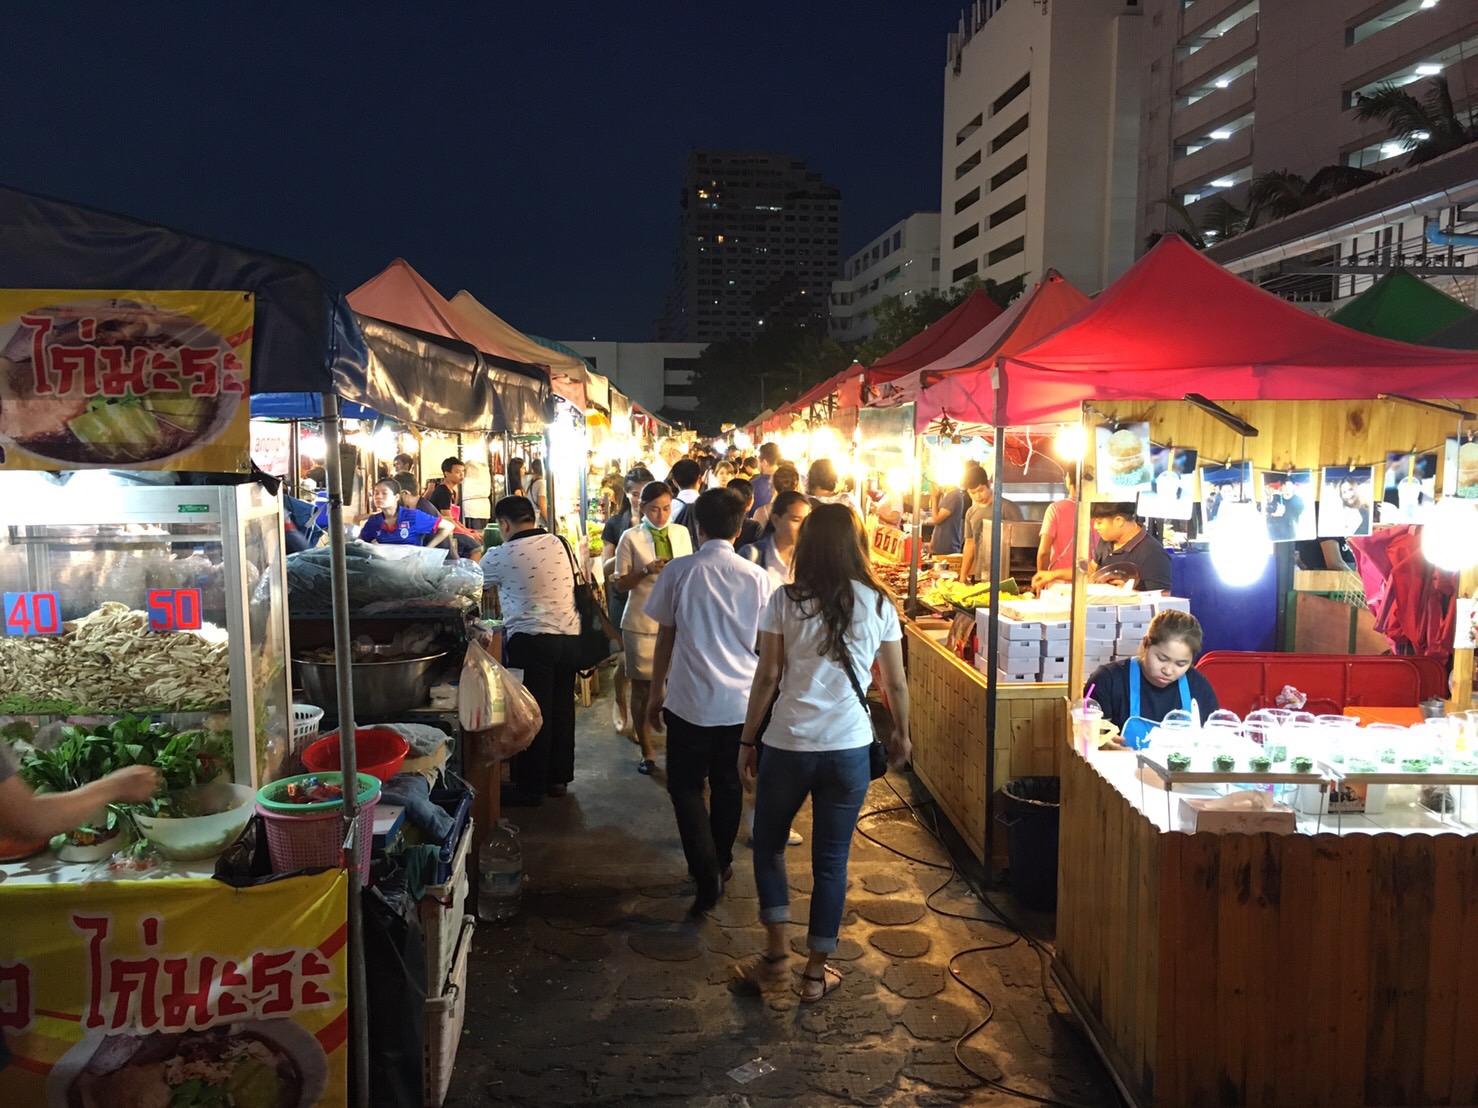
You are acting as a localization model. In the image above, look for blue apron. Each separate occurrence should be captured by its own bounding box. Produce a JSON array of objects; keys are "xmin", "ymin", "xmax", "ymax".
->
[{"xmin": 1121, "ymin": 658, "xmax": 1191, "ymax": 749}]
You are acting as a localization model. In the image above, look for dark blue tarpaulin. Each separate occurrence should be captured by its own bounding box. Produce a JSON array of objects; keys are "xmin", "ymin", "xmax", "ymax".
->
[{"xmin": 0, "ymin": 185, "xmax": 552, "ymax": 433}]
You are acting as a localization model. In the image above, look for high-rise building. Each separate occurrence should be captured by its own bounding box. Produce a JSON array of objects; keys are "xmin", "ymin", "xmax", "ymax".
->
[
  {"xmin": 940, "ymin": 0, "xmax": 1142, "ymax": 295},
  {"xmin": 557, "ymin": 340, "xmax": 707, "ymax": 416},
  {"xmin": 1139, "ymin": 0, "xmax": 1478, "ymax": 303},
  {"xmin": 1138, "ymin": 0, "xmax": 1478, "ymax": 244},
  {"xmin": 655, "ymin": 150, "xmax": 841, "ymax": 342},
  {"xmin": 829, "ymin": 212, "xmax": 942, "ymax": 342}
]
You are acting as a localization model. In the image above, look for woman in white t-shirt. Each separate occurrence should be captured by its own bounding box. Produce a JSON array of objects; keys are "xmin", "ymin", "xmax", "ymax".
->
[{"xmin": 734, "ymin": 504, "xmax": 910, "ymax": 1002}]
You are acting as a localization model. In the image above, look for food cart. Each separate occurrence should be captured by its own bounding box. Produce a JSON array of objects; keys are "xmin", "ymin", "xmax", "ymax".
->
[{"xmin": 989, "ymin": 235, "xmax": 1478, "ymax": 1107}]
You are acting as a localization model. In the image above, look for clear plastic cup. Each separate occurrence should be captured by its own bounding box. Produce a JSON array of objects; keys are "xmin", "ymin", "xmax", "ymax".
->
[{"xmin": 1072, "ymin": 698, "xmax": 1104, "ymax": 751}]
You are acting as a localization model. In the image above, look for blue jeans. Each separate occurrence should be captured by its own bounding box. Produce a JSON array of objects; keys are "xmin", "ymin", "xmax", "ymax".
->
[{"xmin": 751, "ymin": 745, "xmax": 871, "ymax": 953}]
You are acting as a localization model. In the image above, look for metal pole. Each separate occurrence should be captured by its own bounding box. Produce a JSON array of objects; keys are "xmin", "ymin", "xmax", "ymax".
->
[
  {"xmin": 905, "ymin": 427, "xmax": 924, "ymax": 616},
  {"xmin": 289, "ymin": 419, "xmax": 301, "ymax": 498},
  {"xmin": 983, "ymin": 424, "xmax": 1006, "ymax": 874},
  {"xmin": 545, "ymin": 428, "xmax": 556, "ymax": 534},
  {"xmin": 321, "ymin": 392, "xmax": 369, "ymax": 1108}
]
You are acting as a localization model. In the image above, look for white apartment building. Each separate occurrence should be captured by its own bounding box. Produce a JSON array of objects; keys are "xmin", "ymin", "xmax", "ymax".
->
[
  {"xmin": 829, "ymin": 212, "xmax": 942, "ymax": 341},
  {"xmin": 1141, "ymin": 0, "xmax": 1478, "ymax": 303},
  {"xmin": 558, "ymin": 341, "xmax": 707, "ymax": 416},
  {"xmin": 940, "ymin": 0, "xmax": 1143, "ymax": 295}
]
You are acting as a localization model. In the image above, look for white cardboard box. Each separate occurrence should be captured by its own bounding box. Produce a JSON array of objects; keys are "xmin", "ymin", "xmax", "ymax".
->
[
  {"xmin": 1153, "ymin": 596, "xmax": 1192, "ymax": 614},
  {"xmin": 1085, "ymin": 619, "xmax": 1118, "ymax": 638},
  {"xmin": 1178, "ymin": 797, "xmax": 1296, "ymax": 834},
  {"xmin": 1042, "ymin": 622, "xmax": 1071, "ymax": 643},
  {"xmin": 996, "ymin": 669, "xmax": 1039, "ymax": 684}
]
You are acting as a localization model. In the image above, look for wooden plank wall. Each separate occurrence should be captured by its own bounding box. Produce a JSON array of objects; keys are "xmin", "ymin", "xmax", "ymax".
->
[
  {"xmin": 1056, "ymin": 748, "xmax": 1161, "ymax": 1105},
  {"xmin": 1095, "ymin": 397, "xmax": 1478, "ymax": 474},
  {"xmin": 1155, "ymin": 828, "xmax": 1478, "ymax": 1107},
  {"xmin": 904, "ymin": 625, "xmax": 1064, "ymax": 862},
  {"xmin": 1058, "ymin": 748, "xmax": 1478, "ymax": 1107},
  {"xmin": 907, "ymin": 624, "xmax": 989, "ymax": 862}
]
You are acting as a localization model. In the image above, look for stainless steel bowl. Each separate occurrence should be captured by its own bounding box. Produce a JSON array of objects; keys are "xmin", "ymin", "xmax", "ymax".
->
[{"xmin": 293, "ymin": 652, "xmax": 448, "ymax": 717}]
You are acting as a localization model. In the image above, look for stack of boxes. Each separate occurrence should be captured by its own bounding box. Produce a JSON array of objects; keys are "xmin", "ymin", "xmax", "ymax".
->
[
  {"xmin": 975, "ymin": 611, "xmax": 1071, "ymax": 684},
  {"xmin": 978, "ymin": 594, "xmax": 1194, "ymax": 683}
]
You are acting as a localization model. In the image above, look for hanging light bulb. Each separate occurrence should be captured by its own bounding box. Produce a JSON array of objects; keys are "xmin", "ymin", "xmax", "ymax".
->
[
  {"xmin": 1054, "ymin": 424, "xmax": 1087, "ymax": 460},
  {"xmin": 1423, "ymin": 497, "xmax": 1478, "ymax": 571},
  {"xmin": 1209, "ymin": 501, "xmax": 1272, "ymax": 586}
]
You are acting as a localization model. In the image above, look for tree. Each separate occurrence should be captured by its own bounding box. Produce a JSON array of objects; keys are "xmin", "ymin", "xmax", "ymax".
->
[
  {"xmin": 1355, "ymin": 76, "xmax": 1476, "ymax": 166},
  {"xmin": 1150, "ymin": 164, "xmax": 1381, "ymax": 250},
  {"xmin": 684, "ymin": 327, "xmax": 851, "ymax": 432},
  {"xmin": 852, "ymin": 275, "xmax": 1024, "ymax": 366}
]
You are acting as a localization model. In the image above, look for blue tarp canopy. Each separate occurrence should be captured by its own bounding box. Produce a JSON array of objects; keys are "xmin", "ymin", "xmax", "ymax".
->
[{"xmin": 0, "ymin": 185, "xmax": 552, "ymax": 434}]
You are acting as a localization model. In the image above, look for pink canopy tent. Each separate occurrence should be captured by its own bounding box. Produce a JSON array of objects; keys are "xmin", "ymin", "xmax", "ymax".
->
[
  {"xmin": 864, "ymin": 289, "xmax": 1004, "ymax": 383},
  {"xmin": 348, "ymin": 259, "xmax": 523, "ymax": 361},
  {"xmin": 994, "ymin": 235, "xmax": 1478, "ymax": 426}
]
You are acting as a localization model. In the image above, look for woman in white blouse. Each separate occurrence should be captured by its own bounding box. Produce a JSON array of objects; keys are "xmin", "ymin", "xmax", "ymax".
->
[
  {"xmin": 735, "ymin": 504, "xmax": 911, "ymax": 1002},
  {"xmin": 612, "ymin": 481, "xmax": 693, "ymax": 773}
]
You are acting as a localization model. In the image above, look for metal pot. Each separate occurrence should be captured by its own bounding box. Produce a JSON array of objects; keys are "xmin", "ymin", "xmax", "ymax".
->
[{"xmin": 293, "ymin": 652, "xmax": 448, "ymax": 718}]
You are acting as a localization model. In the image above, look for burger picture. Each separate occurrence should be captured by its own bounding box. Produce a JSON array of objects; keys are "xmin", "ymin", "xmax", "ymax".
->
[
  {"xmin": 1457, "ymin": 440, "xmax": 1478, "ymax": 499},
  {"xmin": 1097, "ymin": 423, "xmax": 1152, "ymax": 491}
]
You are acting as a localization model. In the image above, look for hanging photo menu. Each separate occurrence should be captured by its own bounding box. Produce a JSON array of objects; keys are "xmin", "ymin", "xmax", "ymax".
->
[
  {"xmin": 1255, "ymin": 470, "xmax": 1317, "ymax": 542},
  {"xmin": 1379, "ymin": 451, "xmax": 1437, "ymax": 523},
  {"xmin": 1319, "ymin": 465, "xmax": 1376, "ymax": 537},
  {"xmin": 1138, "ymin": 446, "xmax": 1198, "ymax": 520},
  {"xmin": 1199, "ymin": 461, "xmax": 1252, "ymax": 526},
  {"xmin": 1095, "ymin": 422, "xmax": 1152, "ymax": 495}
]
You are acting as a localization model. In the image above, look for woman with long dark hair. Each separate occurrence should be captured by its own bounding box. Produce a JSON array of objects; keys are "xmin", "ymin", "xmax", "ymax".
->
[
  {"xmin": 735, "ymin": 504, "xmax": 910, "ymax": 1001},
  {"xmin": 506, "ymin": 457, "xmax": 526, "ymax": 501}
]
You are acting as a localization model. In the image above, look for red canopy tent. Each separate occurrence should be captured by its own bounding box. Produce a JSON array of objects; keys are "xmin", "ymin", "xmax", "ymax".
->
[
  {"xmin": 994, "ymin": 235, "xmax": 1478, "ymax": 426},
  {"xmin": 874, "ymin": 271, "xmax": 1091, "ymax": 433},
  {"xmin": 865, "ymin": 289, "xmax": 1004, "ymax": 383}
]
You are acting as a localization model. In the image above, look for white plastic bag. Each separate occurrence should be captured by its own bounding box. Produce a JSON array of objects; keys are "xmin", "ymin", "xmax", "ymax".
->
[
  {"xmin": 459, "ymin": 639, "xmax": 505, "ymax": 731},
  {"xmin": 459, "ymin": 641, "xmax": 542, "ymax": 759}
]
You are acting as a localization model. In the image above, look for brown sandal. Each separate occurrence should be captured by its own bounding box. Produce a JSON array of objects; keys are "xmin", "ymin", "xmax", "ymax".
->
[
  {"xmin": 797, "ymin": 964, "xmax": 842, "ymax": 1003},
  {"xmin": 732, "ymin": 952, "xmax": 789, "ymax": 993}
]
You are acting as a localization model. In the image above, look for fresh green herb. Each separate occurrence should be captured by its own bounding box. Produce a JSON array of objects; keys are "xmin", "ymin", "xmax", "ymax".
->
[
  {"xmin": 0, "ymin": 693, "xmax": 83, "ymax": 715},
  {"xmin": 1249, "ymin": 756, "xmax": 1272, "ymax": 772},
  {"xmin": 1211, "ymin": 754, "xmax": 1236, "ymax": 772},
  {"xmin": 1292, "ymin": 756, "xmax": 1314, "ymax": 772},
  {"xmin": 1166, "ymin": 752, "xmax": 1192, "ymax": 772},
  {"xmin": 1348, "ymin": 758, "xmax": 1379, "ymax": 773},
  {"xmin": 1402, "ymin": 758, "xmax": 1431, "ymax": 773}
]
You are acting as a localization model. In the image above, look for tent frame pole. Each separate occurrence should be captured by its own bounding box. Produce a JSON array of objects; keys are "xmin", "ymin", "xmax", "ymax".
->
[
  {"xmin": 984, "ymin": 424, "xmax": 1005, "ymax": 873},
  {"xmin": 322, "ymin": 392, "xmax": 369, "ymax": 1108},
  {"xmin": 905, "ymin": 431, "xmax": 925, "ymax": 616}
]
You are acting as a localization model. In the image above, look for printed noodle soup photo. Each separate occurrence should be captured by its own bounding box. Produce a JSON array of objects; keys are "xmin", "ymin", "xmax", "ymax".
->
[{"xmin": 0, "ymin": 298, "xmax": 246, "ymax": 467}]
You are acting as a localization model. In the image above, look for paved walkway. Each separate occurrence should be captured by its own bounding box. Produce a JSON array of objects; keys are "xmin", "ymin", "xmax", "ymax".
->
[{"xmin": 446, "ymin": 692, "xmax": 1116, "ymax": 1107}]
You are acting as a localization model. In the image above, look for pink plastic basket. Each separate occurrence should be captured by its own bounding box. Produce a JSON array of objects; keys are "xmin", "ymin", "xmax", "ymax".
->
[{"xmin": 256, "ymin": 792, "xmax": 379, "ymax": 883}]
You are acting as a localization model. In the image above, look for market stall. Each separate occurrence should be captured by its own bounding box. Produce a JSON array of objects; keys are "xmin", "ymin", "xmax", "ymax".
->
[
  {"xmin": 0, "ymin": 186, "xmax": 532, "ymax": 1107},
  {"xmin": 989, "ymin": 234, "xmax": 1478, "ymax": 1107}
]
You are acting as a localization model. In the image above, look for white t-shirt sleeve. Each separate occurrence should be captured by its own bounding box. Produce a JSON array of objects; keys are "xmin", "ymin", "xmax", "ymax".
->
[
  {"xmin": 615, "ymin": 531, "xmax": 637, "ymax": 578},
  {"xmin": 481, "ymin": 546, "xmax": 502, "ymax": 587},
  {"xmin": 759, "ymin": 587, "xmax": 786, "ymax": 635},
  {"xmin": 879, "ymin": 596, "xmax": 902, "ymax": 642},
  {"xmin": 643, "ymin": 564, "xmax": 677, "ymax": 627}
]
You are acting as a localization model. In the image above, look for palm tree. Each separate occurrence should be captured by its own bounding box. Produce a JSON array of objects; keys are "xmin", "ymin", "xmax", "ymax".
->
[
  {"xmin": 1354, "ymin": 75, "xmax": 1476, "ymax": 166},
  {"xmin": 1152, "ymin": 195, "xmax": 1251, "ymax": 250},
  {"xmin": 1248, "ymin": 165, "xmax": 1383, "ymax": 220}
]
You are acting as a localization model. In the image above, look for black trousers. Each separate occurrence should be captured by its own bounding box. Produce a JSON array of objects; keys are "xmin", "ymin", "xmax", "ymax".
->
[
  {"xmin": 506, "ymin": 632, "xmax": 578, "ymax": 793},
  {"xmin": 663, "ymin": 710, "xmax": 743, "ymax": 889}
]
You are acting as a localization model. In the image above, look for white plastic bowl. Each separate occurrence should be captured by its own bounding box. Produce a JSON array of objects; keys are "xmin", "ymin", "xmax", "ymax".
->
[{"xmin": 133, "ymin": 782, "xmax": 255, "ymax": 860}]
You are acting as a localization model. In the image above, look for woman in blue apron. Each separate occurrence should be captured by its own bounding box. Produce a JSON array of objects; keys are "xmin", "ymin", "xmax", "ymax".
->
[{"xmin": 1085, "ymin": 611, "xmax": 1219, "ymax": 748}]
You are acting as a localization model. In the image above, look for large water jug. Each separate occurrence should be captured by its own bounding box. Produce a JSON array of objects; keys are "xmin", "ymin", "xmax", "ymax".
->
[{"xmin": 477, "ymin": 819, "xmax": 523, "ymax": 922}]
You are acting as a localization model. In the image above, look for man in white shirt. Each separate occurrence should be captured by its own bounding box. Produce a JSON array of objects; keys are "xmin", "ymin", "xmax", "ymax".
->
[
  {"xmin": 481, "ymin": 495, "xmax": 582, "ymax": 806},
  {"xmin": 645, "ymin": 487, "xmax": 774, "ymax": 915},
  {"xmin": 668, "ymin": 457, "xmax": 704, "ymax": 542}
]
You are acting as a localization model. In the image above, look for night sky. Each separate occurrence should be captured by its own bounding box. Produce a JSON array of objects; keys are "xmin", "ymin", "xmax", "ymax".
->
[{"xmin": 5, "ymin": 2, "xmax": 968, "ymax": 342}]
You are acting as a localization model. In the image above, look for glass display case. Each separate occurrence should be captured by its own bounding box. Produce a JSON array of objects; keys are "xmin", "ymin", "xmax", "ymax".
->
[{"xmin": 0, "ymin": 472, "xmax": 291, "ymax": 787}]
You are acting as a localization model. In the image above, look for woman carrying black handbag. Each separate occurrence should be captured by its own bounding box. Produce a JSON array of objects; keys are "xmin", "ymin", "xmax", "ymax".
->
[{"xmin": 734, "ymin": 504, "xmax": 911, "ymax": 1003}]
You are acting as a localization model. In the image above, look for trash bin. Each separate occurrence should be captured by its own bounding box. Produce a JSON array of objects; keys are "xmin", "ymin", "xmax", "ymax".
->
[{"xmin": 999, "ymin": 776, "xmax": 1061, "ymax": 909}]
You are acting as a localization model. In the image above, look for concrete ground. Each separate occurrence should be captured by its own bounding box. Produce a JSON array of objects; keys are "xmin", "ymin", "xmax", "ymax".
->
[{"xmin": 445, "ymin": 690, "xmax": 1118, "ymax": 1107}]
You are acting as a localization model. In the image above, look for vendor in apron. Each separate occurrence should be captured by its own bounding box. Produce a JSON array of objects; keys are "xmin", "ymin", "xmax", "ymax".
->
[{"xmin": 1085, "ymin": 611, "xmax": 1219, "ymax": 749}]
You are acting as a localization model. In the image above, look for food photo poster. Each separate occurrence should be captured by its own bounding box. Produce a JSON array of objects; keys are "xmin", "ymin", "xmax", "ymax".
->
[
  {"xmin": 1319, "ymin": 465, "xmax": 1376, "ymax": 537},
  {"xmin": 1095, "ymin": 422, "xmax": 1152, "ymax": 495},
  {"xmin": 1442, "ymin": 435, "xmax": 1478, "ymax": 499},
  {"xmin": 1255, "ymin": 469, "xmax": 1317, "ymax": 542},
  {"xmin": 1380, "ymin": 451, "xmax": 1437, "ymax": 523},
  {"xmin": 1138, "ymin": 446, "xmax": 1198, "ymax": 520}
]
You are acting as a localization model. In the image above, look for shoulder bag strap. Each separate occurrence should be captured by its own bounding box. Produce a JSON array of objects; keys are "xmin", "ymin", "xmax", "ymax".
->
[
  {"xmin": 840, "ymin": 647, "xmax": 870, "ymax": 711},
  {"xmin": 556, "ymin": 534, "xmax": 585, "ymax": 592}
]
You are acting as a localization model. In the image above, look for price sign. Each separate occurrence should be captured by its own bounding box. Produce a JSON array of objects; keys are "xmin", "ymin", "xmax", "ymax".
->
[
  {"xmin": 3, "ymin": 592, "xmax": 62, "ymax": 637},
  {"xmin": 146, "ymin": 588, "xmax": 203, "ymax": 633}
]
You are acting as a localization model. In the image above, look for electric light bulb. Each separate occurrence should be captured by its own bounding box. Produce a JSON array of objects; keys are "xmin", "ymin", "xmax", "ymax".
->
[
  {"xmin": 1209, "ymin": 502, "xmax": 1271, "ymax": 586},
  {"xmin": 1423, "ymin": 497, "xmax": 1478, "ymax": 571},
  {"xmin": 1054, "ymin": 425, "xmax": 1086, "ymax": 460}
]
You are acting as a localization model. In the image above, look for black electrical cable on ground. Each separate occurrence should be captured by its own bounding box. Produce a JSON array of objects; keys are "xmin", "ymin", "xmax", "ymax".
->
[{"xmin": 854, "ymin": 777, "xmax": 1105, "ymax": 1108}]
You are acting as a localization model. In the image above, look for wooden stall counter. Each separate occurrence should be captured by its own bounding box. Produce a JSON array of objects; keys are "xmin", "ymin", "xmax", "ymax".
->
[
  {"xmin": 1056, "ymin": 744, "xmax": 1478, "ymax": 1108},
  {"xmin": 904, "ymin": 620, "xmax": 1065, "ymax": 862}
]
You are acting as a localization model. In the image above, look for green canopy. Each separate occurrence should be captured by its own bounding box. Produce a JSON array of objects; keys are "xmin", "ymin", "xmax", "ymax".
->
[
  {"xmin": 1329, "ymin": 270, "xmax": 1473, "ymax": 343},
  {"xmin": 1424, "ymin": 309, "xmax": 1478, "ymax": 350}
]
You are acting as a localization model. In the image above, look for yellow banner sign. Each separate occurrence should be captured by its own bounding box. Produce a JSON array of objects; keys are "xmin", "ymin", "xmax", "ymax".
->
[
  {"xmin": 0, "ymin": 870, "xmax": 348, "ymax": 1107},
  {"xmin": 0, "ymin": 290, "xmax": 253, "ymax": 472}
]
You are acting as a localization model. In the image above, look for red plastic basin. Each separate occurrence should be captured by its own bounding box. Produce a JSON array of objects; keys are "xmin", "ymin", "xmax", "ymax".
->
[{"xmin": 302, "ymin": 728, "xmax": 409, "ymax": 782}]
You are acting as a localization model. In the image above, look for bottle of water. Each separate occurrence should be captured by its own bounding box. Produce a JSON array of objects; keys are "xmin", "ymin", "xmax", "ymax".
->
[{"xmin": 477, "ymin": 819, "xmax": 523, "ymax": 922}]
